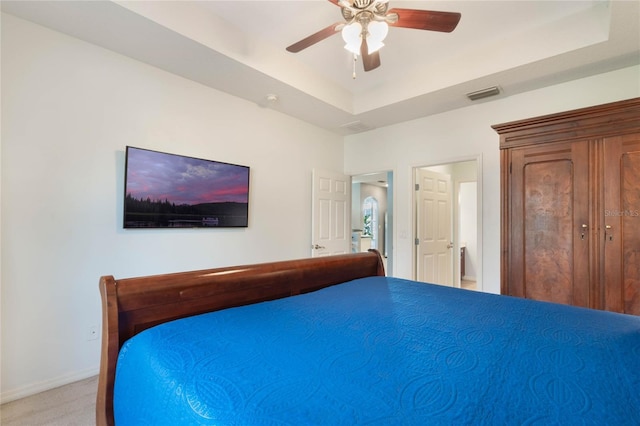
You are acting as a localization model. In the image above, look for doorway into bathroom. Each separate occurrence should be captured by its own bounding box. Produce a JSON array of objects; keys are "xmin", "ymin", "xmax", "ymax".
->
[{"xmin": 414, "ymin": 160, "xmax": 480, "ymax": 290}]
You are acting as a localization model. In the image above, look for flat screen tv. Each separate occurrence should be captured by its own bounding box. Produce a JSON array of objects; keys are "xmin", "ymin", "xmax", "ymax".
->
[{"xmin": 123, "ymin": 146, "xmax": 249, "ymax": 228}]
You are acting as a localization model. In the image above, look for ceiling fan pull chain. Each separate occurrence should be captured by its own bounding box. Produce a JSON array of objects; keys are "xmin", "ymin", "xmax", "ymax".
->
[{"xmin": 353, "ymin": 53, "xmax": 358, "ymax": 79}]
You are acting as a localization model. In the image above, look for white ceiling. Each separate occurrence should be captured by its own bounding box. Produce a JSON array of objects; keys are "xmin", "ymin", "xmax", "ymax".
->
[{"xmin": 2, "ymin": 0, "xmax": 639, "ymax": 135}]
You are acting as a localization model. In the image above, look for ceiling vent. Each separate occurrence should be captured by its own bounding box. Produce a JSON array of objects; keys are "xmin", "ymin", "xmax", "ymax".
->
[
  {"xmin": 340, "ymin": 120, "xmax": 374, "ymax": 133},
  {"xmin": 466, "ymin": 86, "xmax": 501, "ymax": 101}
]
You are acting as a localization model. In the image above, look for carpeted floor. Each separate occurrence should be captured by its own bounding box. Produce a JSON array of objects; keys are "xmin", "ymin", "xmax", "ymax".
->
[{"xmin": 0, "ymin": 376, "xmax": 96, "ymax": 426}]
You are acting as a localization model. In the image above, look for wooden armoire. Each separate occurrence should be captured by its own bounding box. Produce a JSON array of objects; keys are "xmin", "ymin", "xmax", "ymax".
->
[{"xmin": 494, "ymin": 98, "xmax": 640, "ymax": 315}]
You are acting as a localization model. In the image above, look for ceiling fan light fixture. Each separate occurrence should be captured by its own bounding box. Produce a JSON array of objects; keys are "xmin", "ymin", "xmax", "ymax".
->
[
  {"xmin": 366, "ymin": 37, "xmax": 384, "ymax": 54},
  {"xmin": 342, "ymin": 22, "xmax": 363, "ymax": 54},
  {"xmin": 366, "ymin": 20, "xmax": 388, "ymax": 53},
  {"xmin": 287, "ymin": 1, "xmax": 462, "ymax": 74},
  {"xmin": 368, "ymin": 20, "xmax": 388, "ymax": 40}
]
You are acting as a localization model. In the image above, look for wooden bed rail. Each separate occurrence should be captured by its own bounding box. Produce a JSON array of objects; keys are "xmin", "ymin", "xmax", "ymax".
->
[{"xmin": 96, "ymin": 250, "xmax": 385, "ymax": 426}]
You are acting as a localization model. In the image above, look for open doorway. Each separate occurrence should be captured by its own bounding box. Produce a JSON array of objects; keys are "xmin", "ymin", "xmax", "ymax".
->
[
  {"xmin": 352, "ymin": 171, "xmax": 393, "ymax": 276},
  {"xmin": 414, "ymin": 160, "xmax": 480, "ymax": 290}
]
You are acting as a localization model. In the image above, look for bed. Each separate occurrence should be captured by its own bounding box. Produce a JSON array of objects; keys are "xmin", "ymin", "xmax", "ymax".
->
[{"xmin": 96, "ymin": 250, "xmax": 640, "ymax": 425}]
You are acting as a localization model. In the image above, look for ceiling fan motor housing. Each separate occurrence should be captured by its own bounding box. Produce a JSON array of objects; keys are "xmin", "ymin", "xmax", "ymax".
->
[
  {"xmin": 342, "ymin": 0, "xmax": 389, "ymax": 22},
  {"xmin": 353, "ymin": 0, "xmax": 373, "ymax": 9}
]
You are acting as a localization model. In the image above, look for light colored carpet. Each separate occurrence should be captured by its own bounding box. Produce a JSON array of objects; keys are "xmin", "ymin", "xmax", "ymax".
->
[{"xmin": 0, "ymin": 375, "xmax": 96, "ymax": 426}]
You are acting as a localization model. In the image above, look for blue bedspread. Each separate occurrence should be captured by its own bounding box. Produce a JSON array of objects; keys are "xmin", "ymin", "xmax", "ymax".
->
[{"xmin": 114, "ymin": 277, "xmax": 640, "ymax": 425}]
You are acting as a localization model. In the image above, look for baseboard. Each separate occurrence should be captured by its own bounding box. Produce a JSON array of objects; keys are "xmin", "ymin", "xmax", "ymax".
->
[
  {"xmin": 462, "ymin": 275, "xmax": 477, "ymax": 282},
  {"xmin": 0, "ymin": 367, "xmax": 99, "ymax": 404}
]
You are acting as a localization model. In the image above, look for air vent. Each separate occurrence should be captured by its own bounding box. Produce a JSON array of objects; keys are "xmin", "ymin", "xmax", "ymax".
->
[
  {"xmin": 466, "ymin": 86, "xmax": 501, "ymax": 101},
  {"xmin": 340, "ymin": 120, "xmax": 374, "ymax": 133}
]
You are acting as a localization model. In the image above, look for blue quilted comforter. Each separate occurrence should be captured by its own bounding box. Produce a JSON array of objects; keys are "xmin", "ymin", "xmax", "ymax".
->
[{"xmin": 114, "ymin": 277, "xmax": 640, "ymax": 425}]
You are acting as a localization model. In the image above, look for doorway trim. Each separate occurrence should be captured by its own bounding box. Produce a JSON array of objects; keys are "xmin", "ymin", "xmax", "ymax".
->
[{"xmin": 411, "ymin": 156, "xmax": 483, "ymax": 291}]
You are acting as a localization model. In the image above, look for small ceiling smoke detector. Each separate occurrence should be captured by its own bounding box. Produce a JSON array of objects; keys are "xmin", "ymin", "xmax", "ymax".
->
[
  {"xmin": 466, "ymin": 86, "xmax": 501, "ymax": 101},
  {"xmin": 265, "ymin": 94, "xmax": 279, "ymax": 103}
]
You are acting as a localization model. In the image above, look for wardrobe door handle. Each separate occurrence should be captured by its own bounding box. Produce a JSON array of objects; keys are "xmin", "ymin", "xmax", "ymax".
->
[
  {"xmin": 581, "ymin": 224, "xmax": 588, "ymax": 240},
  {"xmin": 605, "ymin": 225, "xmax": 613, "ymax": 241}
]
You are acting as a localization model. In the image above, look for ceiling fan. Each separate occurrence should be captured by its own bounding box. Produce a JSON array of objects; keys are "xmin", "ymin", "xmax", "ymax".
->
[{"xmin": 286, "ymin": 0, "xmax": 461, "ymax": 73}]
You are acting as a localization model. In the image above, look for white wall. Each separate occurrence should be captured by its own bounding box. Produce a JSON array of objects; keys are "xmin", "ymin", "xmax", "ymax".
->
[
  {"xmin": 459, "ymin": 182, "xmax": 477, "ymax": 280},
  {"xmin": 452, "ymin": 161, "xmax": 478, "ymax": 283},
  {"xmin": 344, "ymin": 65, "xmax": 640, "ymax": 294},
  {"xmin": 0, "ymin": 14, "xmax": 344, "ymax": 401}
]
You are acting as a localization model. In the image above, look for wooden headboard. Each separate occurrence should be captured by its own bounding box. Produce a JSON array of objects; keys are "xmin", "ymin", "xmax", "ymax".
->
[{"xmin": 96, "ymin": 250, "xmax": 385, "ymax": 426}]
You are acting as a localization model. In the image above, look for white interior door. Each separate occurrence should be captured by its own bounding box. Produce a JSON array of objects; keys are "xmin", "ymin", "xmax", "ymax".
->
[
  {"xmin": 312, "ymin": 169, "xmax": 351, "ymax": 257},
  {"xmin": 416, "ymin": 168, "xmax": 453, "ymax": 285}
]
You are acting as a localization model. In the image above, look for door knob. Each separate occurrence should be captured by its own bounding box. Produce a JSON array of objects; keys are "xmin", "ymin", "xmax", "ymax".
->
[
  {"xmin": 312, "ymin": 244, "xmax": 326, "ymax": 250},
  {"xmin": 447, "ymin": 242, "xmax": 454, "ymax": 249},
  {"xmin": 581, "ymin": 224, "xmax": 588, "ymax": 240},
  {"xmin": 605, "ymin": 225, "xmax": 613, "ymax": 241}
]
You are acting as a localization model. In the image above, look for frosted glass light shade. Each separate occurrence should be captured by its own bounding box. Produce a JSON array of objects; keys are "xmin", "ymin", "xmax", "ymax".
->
[
  {"xmin": 366, "ymin": 21, "xmax": 388, "ymax": 54},
  {"xmin": 342, "ymin": 22, "xmax": 363, "ymax": 54},
  {"xmin": 368, "ymin": 21, "xmax": 389, "ymax": 40}
]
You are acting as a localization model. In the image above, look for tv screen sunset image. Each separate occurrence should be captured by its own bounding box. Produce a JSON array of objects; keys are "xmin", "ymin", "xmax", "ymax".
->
[{"xmin": 124, "ymin": 147, "xmax": 249, "ymax": 228}]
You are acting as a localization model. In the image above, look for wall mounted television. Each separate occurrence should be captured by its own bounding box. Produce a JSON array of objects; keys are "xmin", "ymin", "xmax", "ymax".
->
[{"xmin": 123, "ymin": 146, "xmax": 250, "ymax": 229}]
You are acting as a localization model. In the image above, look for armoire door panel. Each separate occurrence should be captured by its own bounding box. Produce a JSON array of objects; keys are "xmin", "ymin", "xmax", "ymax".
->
[
  {"xmin": 510, "ymin": 142, "xmax": 590, "ymax": 307},
  {"xmin": 603, "ymin": 135, "xmax": 640, "ymax": 315},
  {"xmin": 523, "ymin": 160, "xmax": 573, "ymax": 304}
]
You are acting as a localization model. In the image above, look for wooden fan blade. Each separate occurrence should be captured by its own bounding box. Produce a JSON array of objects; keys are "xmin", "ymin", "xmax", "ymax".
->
[
  {"xmin": 361, "ymin": 39, "xmax": 381, "ymax": 72},
  {"xmin": 286, "ymin": 22, "xmax": 343, "ymax": 53},
  {"xmin": 388, "ymin": 9, "xmax": 461, "ymax": 32}
]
